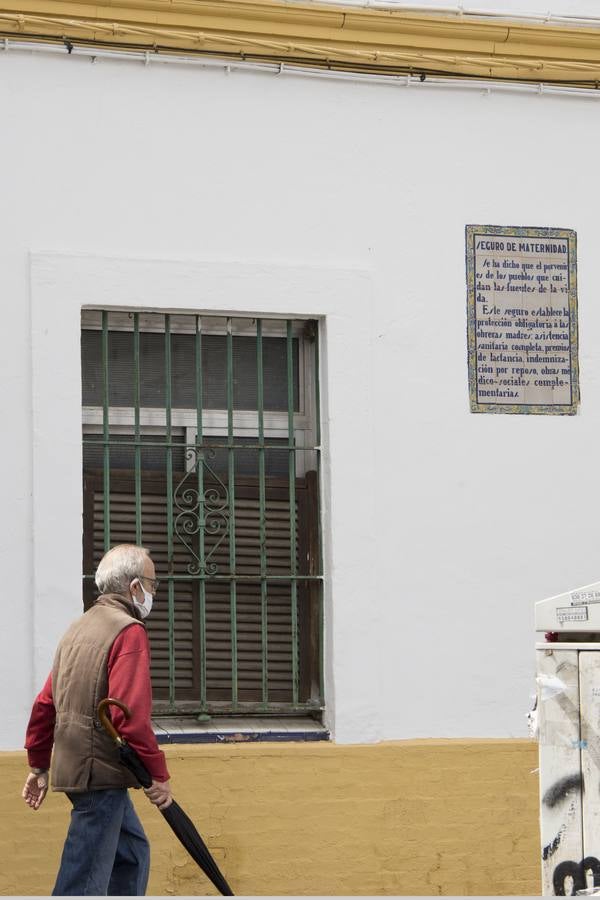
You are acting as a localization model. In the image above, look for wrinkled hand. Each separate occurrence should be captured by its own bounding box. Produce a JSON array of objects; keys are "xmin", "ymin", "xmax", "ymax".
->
[
  {"xmin": 144, "ymin": 779, "xmax": 173, "ymax": 810},
  {"xmin": 22, "ymin": 772, "xmax": 48, "ymax": 810}
]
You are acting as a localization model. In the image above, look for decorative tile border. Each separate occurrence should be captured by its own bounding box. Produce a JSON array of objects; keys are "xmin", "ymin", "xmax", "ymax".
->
[{"xmin": 466, "ymin": 224, "xmax": 578, "ymax": 416}]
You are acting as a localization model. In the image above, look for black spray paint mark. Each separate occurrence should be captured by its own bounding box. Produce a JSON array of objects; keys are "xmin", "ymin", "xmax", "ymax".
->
[
  {"xmin": 543, "ymin": 773, "xmax": 583, "ymax": 809},
  {"xmin": 553, "ymin": 857, "xmax": 600, "ymax": 896},
  {"xmin": 542, "ymin": 773, "xmax": 584, "ymax": 887},
  {"xmin": 543, "ymin": 833, "xmax": 562, "ymax": 861}
]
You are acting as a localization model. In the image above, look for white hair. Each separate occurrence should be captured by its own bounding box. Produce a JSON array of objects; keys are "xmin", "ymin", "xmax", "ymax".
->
[{"xmin": 95, "ymin": 544, "xmax": 151, "ymax": 595}]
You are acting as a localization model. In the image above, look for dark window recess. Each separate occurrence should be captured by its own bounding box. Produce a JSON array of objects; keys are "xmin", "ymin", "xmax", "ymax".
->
[
  {"xmin": 83, "ymin": 434, "xmax": 186, "ymax": 472},
  {"xmin": 81, "ymin": 331, "xmax": 300, "ymax": 411},
  {"xmin": 81, "ymin": 312, "xmax": 322, "ymax": 717},
  {"xmin": 82, "ymin": 435, "xmax": 290, "ymax": 480},
  {"xmin": 199, "ymin": 437, "xmax": 290, "ymax": 480},
  {"xmin": 82, "ymin": 471, "xmax": 321, "ymax": 710}
]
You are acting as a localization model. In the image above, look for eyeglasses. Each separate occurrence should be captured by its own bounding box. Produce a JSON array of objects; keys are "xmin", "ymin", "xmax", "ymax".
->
[{"xmin": 136, "ymin": 575, "xmax": 160, "ymax": 593}]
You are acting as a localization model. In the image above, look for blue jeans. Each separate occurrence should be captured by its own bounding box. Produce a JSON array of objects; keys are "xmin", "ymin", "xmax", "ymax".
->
[{"xmin": 52, "ymin": 789, "xmax": 150, "ymax": 896}]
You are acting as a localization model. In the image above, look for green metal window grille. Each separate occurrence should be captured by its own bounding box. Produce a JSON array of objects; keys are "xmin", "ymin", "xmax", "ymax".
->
[{"xmin": 81, "ymin": 311, "xmax": 323, "ymax": 717}]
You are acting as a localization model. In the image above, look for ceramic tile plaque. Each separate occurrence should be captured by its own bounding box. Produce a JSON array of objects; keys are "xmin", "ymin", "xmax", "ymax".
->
[{"xmin": 466, "ymin": 225, "xmax": 579, "ymax": 414}]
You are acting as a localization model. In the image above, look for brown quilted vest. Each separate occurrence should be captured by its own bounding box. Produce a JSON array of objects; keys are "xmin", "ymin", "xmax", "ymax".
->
[{"xmin": 51, "ymin": 593, "xmax": 145, "ymax": 792}]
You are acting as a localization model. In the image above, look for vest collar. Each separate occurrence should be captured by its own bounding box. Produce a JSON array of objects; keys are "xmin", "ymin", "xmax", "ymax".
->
[{"xmin": 94, "ymin": 592, "xmax": 144, "ymax": 623}]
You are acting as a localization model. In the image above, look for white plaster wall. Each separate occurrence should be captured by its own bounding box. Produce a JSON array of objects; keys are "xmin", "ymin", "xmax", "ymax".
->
[{"xmin": 2, "ymin": 48, "xmax": 600, "ymax": 748}]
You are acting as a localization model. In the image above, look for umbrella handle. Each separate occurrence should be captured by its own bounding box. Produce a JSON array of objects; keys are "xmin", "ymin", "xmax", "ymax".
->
[{"xmin": 97, "ymin": 697, "xmax": 131, "ymax": 746}]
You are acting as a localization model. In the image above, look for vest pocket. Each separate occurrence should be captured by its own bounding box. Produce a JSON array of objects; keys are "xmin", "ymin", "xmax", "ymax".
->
[{"xmin": 51, "ymin": 716, "xmax": 94, "ymax": 792}]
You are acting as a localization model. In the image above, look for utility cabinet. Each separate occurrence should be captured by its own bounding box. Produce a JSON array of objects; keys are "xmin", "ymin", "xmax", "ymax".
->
[{"xmin": 536, "ymin": 583, "xmax": 600, "ymax": 896}]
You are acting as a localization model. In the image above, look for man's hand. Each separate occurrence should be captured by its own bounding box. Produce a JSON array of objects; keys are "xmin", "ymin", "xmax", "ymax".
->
[
  {"xmin": 144, "ymin": 779, "xmax": 173, "ymax": 810},
  {"xmin": 22, "ymin": 772, "xmax": 49, "ymax": 810}
]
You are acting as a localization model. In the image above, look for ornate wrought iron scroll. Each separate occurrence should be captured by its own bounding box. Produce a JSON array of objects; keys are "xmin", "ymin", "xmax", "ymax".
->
[{"xmin": 174, "ymin": 447, "xmax": 229, "ymax": 575}]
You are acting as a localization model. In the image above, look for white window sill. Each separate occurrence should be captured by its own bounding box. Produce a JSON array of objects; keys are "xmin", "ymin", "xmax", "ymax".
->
[{"xmin": 153, "ymin": 716, "xmax": 329, "ymax": 744}]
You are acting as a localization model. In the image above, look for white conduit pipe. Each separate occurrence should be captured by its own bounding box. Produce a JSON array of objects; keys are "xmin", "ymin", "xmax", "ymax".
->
[
  {"xmin": 283, "ymin": 1, "xmax": 600, "ymax": 27},
  {"xmin": 2, "ymin": 37, "xmax": 600, "ymax": 99}
]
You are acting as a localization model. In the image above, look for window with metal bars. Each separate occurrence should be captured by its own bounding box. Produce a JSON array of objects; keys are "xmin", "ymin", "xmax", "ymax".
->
[{"xmin": 81, "ymin": 310, "xmax": 323, "ymax": 717}]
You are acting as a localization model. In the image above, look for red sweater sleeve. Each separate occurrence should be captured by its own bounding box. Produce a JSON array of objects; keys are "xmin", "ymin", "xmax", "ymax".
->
[
  {"xmin": 107, "ymin": 625, "xmax": 170, "ymax": 782},
  {"xmin": 25, "ymin": 672, "xmax": 56, "ymax": 770}
]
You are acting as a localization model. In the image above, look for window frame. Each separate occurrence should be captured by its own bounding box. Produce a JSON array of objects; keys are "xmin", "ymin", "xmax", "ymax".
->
[{"xmin": 81, "ymin": 309, "xmax": 323, "ymax": 717}]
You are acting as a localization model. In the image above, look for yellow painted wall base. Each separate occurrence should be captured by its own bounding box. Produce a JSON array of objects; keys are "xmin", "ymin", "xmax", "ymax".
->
[{"xmin": 0, "ymin": 739, "xmax": 540, "ymax": 896}]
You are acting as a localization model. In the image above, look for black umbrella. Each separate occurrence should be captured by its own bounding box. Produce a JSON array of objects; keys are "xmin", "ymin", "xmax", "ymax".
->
[{"xmin": 98, "ymin": 697, "xmax": 234, "ymax": 897}]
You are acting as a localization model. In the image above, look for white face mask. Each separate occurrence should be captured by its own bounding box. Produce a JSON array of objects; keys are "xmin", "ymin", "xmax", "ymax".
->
[{"xmin": 132, "ymin": 581, "xmax": 153, "ymax": 619}]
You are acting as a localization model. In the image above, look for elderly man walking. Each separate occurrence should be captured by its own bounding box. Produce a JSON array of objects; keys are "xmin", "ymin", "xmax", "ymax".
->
[{"xmin": 22, "ymin": 544, "xmax": 172, "ymax": 896}]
